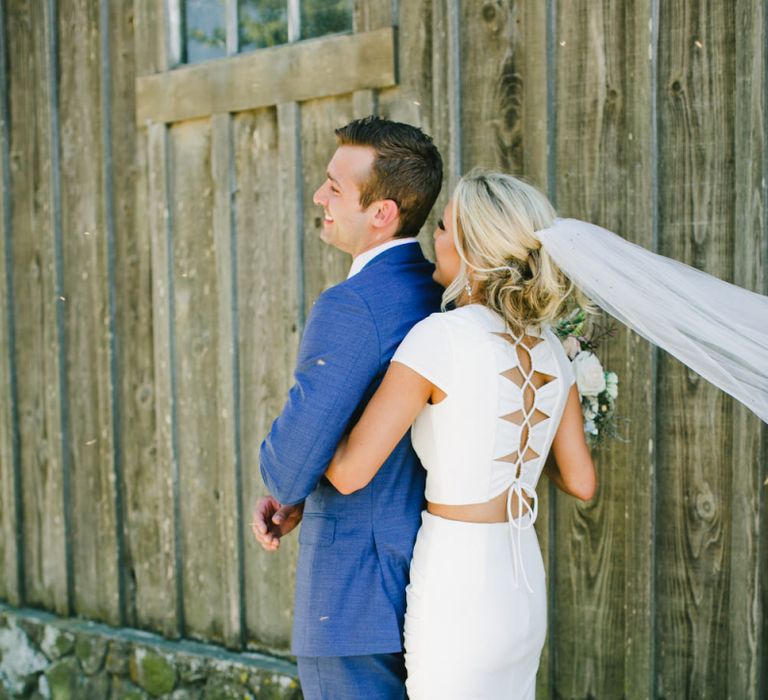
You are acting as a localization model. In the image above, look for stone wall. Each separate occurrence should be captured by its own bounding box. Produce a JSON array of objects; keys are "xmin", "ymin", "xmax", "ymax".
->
[{"xmin": 0, "ymin": 605, "xmax": 301, "ymax": 699}]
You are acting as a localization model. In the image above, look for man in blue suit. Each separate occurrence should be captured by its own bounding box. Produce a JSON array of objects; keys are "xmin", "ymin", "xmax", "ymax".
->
[{"xmin": 253, "ymin": 116, "xmax": 443, "ymax": 699}]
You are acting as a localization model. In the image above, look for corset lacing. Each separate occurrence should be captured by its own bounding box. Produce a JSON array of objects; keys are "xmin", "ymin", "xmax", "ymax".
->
[
  {"xmin": 505, "ymin": 480, "xmax": 538, "ymax": 592},
  {"xmin": 493, "ymin": 326, "xmax": 553, "ymax": 594}
]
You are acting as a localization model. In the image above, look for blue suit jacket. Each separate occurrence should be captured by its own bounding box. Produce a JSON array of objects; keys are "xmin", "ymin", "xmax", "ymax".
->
[{"xmin": 260, "ymin": 242, "xmax": 443, "ymax": 657}]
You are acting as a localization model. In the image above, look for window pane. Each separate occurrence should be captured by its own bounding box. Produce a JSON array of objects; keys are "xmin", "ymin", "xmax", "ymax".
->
[
  {"xmin": 300, "ymin": 0, "xmax": 352, "ymax": 40},
  {"xmin": 239, "ymin": 0, "xmax": 289, "ymax": 51},
  {"xmin": 185, "ymin": 0, "xmax": 227, "ymax": 63}
]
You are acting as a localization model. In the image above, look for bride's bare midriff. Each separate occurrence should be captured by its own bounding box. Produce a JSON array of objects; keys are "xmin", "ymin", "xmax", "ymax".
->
[{"xmin": 427, "ymin": 489, "xmax": 533, "ymax": 523}]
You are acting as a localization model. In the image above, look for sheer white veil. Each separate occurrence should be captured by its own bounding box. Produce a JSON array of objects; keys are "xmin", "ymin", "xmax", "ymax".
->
[{"xmin": 536, "ymin": 218, "xmax": 768, "ymax": 424}]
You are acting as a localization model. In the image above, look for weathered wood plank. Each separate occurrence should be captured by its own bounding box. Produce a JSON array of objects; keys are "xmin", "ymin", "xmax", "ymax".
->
[
  {"xmin": 106, "ymin": 0, "xmax": 153, "ymax": 629},
  {"xmin": 129, "ymin": 0, "xmax": 175, "ymax": 635},
  {"xmin": 728, "ymin": 1, "xmax": 765, "ymax": 697},
  {"xmin": 551, "ymin": 2, "xmax": 655, "ymax": 697},
  {"xmin": 238, "ymin": 104, "xmax": 301, "ymax": 650},
  {"xmin": 211, "ymin": 112, "xmax": 244, "ymax": 648},
  {"xmin": 519, "ymin": 0, "xmax": 549, "ymax": 192},
  {"xmin": 300, "ymin": 96, "xmax": 356, "ymax": 312},
  {"xmin": 136, "ymin": 28, "xmax": 396, "ymax": 125},
  {"xmin": 58, "ymin": 0, "xmax": 119, "ymax": 623},
  {"xmin": 8, "ymin": 0, "xmax": 68, "ymax": 615},
  {"xmin": 353, "ymin": 0, "xmax": 391, "ymax": 32},
  {"xmin": 146, "ymin": 121, "xmax": 180, "ymax": 637},
  {"xmin": 0, "ymin": 0, "xmax": 21, "ymax": 603},
  {"xmin": 431, "ymin": 0, "xmax": 461, "ymax": 183},
  {"xmin": 459, "ymin": 0, "xmax": 521, "ymax": 173},
  {"xmin": 619, "ymin": 4, "xmax": 656, "ymax": 697},
  {"xmin": 655, "ymin": 2, "xmax": 735, "ymax": 697},
  {"xmin": 170, "ymin": 118, "xmax": 230, "ymax": 643},
  {"xmin": 133, "ymin": 0, "xmax": 167, "ymax": 77},
  {"xmin": 379, "ymin": 0, "xmax": 433, "ymax": 130}
]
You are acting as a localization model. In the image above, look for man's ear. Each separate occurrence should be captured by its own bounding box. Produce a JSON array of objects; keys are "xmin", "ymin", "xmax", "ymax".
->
[{"xmin": 370, "ymin": 199, "xmax": 400, "ymax": 230}]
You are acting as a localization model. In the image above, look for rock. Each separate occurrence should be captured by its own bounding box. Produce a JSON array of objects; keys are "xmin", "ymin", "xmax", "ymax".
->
[
  {"xmin": 105, "ymin": 640, "xmax": 132, "ymax": 675},
  {"xmin": 111, "ymin": 676, "xmax": 148, "ymax": 700},
  {"xmin": 163, "ymin": 689, "xmax": 202, "ymax": 700},
  {"xmin": 176, "ymin": 655, "xmax": 207, "ymax": 684},
  {"xmin": 81, "ymin": 672, "xmax": 110, "ymax": 700},
  {"xmin": 45, "ymin": 657, "xmax": 79, "ymax": 700},
  {"xmin": 202, "ymin": 675, "xmax": 252, "ymax": 700},
  {"xmin": 247, "ymin": 673, "xmax": 302, "ymax": 700},
  {"xmin": 132, "ymin": 649, "xmax": 177, "ymax": 698},
  {"xmin": 0, "ymin": 619, "xmax": 48, "ymax": 695},
  {"xmin": 38, "ymin": 674, "xmax": 51, "ymax": 700},
  {"xmin": 41, "ymin": 627, "xmax": 75, "ymax": 661},
  {"xmin": 75, "ymin": 635, "xmax": 108, "ymax": 675}
]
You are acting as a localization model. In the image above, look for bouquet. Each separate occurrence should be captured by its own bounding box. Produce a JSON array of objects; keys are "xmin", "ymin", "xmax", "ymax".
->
[{"xmin": 555, "ymin": 308, "xmax": 621, "ymax": 446}]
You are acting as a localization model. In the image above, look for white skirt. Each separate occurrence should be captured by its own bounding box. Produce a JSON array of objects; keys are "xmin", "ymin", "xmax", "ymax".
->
[{"xmin": 404, "ymin": 511, "xmax": 547, "ymax": 699}]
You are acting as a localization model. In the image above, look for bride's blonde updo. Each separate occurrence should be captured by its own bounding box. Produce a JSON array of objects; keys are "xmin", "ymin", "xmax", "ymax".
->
[{"xmin": 444, "ymin": 169, "xmax": 589, "ymax": 336}]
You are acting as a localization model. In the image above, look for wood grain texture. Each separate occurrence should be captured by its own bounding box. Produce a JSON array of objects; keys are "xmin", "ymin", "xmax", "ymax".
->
[
  {"xmin": 58, "ymin": 0, "xmax": 119, "ymax": 623},
  {"xmin": 728, "ymin": 1, "xmax": 765, "ymax": 697},
  {"xmin": 237, "ymin": 105, "xmax": 301, "ymax": 651},
  {"xmin": 0, "ymin": 9, "xmax": 19, "ymax": 601},
  {"xmin": 300, "ymin": 96, "xmax": 356, "ymax": 313},
  {"xmin": 459, "ymin": 0, "xmax": 522, "ymax": 173},
  {"xmin": 146, "ymin": 122, "xmax": 180, "ymax": 637},
  {"xmin": 211, "ymin": 112, "xmax": 244, "ymax": 648},
  {"xmin": 379, "ymin": 0, "xmax": 433, "ymax": 130},
  {"xmin": 109, "ymin": 0, "xmax": 156, "ymax": 630},
  {"xmin": 430, "ymin": 0, "xmax": 460, "ymax": 185},
  {"xmin": 136, "ymin": 28, "xmax": 396, "ymax": 125},
  {"xmin": 170, "ymin": 118, "xmax": 230, "ymax": 643},
  {"xmin": 519, "ymin": 0, "xmax": 548, "ymax": 192},
  {"xmin": 618, "ymin": 3, "xmax": 656, "ymax": 697},
  {"xmin": 655, "ymin": 2, "xmax": 735, "ymax": 697},
  {"xmin": 550, "ymin": 2, "xmax": 636, "ymax": 698},
  {"xmin": 8, "ymin": 0, "xmax": 68, "ymax": 615},
  {"xmin": 132, "ymin": 0, "xmax": 167, "ymax": 76},
  {"xmin": 353, "ymin": 0, "xmax": 392, "ymax": 32}
]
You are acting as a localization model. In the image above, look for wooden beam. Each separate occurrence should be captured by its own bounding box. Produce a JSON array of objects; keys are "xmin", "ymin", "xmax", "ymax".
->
[{"xmin": 136, "ymin": 27, "xmax": 396, "ymax": 125}]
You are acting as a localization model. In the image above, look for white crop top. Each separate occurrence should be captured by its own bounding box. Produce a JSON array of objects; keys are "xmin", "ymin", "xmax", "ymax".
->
[{"xmin": 392, "ymin": 304, "xmax": 575, "ymax": 590}]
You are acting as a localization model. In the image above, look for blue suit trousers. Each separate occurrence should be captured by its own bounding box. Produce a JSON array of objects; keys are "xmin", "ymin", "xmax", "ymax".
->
[{"xmin": 297, "ymin": 653, "xmax": 407, "ymax": 700}]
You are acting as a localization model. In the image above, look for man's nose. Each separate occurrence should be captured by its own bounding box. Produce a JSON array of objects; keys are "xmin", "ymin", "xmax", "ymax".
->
[{"xmin": 313, "ymin": 183, "xmax": 327, "ymax": 206}]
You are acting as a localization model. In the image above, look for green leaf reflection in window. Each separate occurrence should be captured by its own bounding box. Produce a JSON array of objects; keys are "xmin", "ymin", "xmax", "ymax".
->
[
  {"xmin": 185, "ymin": 0, "xmax": 227, "ymax": 63},
  {"xmin": 301, "ymin": 0, "xmax": 352, "ymax": 40},
  {"xmin": 239, "ymin": 0, "xmax": 289, "ymax": 51}
]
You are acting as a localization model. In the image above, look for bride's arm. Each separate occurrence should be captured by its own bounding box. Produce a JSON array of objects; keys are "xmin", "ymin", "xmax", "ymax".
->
[
  {"xmin": 325, "ymin": 362, "xmax": 434, "ymax": 495},
  {"xmin": 544, "ymin": 385, "xmax": 597, "ymax": 501}
]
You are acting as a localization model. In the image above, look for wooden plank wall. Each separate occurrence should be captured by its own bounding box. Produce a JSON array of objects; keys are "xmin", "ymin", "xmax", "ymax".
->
[{"xmin": 0, "ymin": 1, "xmax": 766, "ymax": 696}]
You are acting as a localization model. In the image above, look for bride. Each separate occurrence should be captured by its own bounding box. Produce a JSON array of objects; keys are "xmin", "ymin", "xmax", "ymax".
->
[
  {"xmin": 325, "ymin": 170, "xmax": 596, "ymax": 698},
  {"xmin": 324, "ymin": 168, "xmax": 768, "ymax": 698}
]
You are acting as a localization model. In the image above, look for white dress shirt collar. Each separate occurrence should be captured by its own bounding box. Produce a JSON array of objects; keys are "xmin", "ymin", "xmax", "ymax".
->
[{"xmin": 347, "ymin": 237, "xmax": 419, "ymax": 279}]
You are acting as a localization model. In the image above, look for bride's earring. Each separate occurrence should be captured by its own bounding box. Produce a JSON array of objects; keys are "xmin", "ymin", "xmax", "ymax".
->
[{"xmin": 464, "ymin": 278, "xmax": 472, "ymax": 302}]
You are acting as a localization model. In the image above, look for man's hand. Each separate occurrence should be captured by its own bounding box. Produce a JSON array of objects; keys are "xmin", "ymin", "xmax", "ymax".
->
[{"xmin": 251, "ymin": 495, "xmax": 304, "ymax": 552}]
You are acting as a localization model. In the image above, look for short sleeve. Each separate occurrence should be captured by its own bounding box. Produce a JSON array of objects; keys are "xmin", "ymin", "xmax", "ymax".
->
[{"xmin": 391, "ymin": 314, "xmax": 452, "ymax": 393}]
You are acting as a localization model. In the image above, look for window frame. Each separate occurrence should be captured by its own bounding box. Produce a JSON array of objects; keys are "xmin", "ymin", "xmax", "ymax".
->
[{"xmin": 169, "ymin": 0, "xmax": 350, "ymax": 68}]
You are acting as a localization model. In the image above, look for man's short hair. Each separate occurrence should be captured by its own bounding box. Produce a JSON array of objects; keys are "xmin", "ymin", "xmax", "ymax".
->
[{"xmin": 335, "ymin": 116, "xmax": 443, "ymax": 238}]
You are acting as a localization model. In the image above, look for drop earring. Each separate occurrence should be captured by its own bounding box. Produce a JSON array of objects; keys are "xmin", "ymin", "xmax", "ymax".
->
[{"xmin": 464, "ymin": 278, "xmax": 472, "ymax": 303}]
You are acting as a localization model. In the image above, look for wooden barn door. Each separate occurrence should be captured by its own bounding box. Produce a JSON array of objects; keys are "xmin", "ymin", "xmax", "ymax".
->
[{"xmin": 132, "ymin": 0, "xmax": 396, "ymax": 649}]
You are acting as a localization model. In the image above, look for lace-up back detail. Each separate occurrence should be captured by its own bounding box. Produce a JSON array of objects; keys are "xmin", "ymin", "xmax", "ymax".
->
[{"xmin": 392, "ymin": 304, "xmax": 575, "ymax": 588}]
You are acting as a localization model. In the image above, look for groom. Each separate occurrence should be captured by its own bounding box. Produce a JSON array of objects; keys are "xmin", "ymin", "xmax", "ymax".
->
[{"xmin": 253, "ymin": 116, "xmax": 443, "ymax": 698}]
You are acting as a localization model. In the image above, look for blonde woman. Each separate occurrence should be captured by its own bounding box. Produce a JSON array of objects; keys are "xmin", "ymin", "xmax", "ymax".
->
[
  {"xmin": 325, "ymin": 170, "xmax": 597, "ymax": 698},
  {"xmin": 325, "ymin": 169, "xmax": 768, "ymax": 697}
]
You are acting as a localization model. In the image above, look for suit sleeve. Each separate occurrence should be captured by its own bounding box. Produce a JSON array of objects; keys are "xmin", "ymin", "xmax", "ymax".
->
[{"xmin": 259, "ymin": 284, "xmax": 381, "ymax": 505}]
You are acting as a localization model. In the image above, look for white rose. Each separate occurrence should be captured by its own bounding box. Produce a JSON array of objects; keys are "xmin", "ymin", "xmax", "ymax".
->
[
  {"xmin": 562, "ymin": 336, "xmax": 581, "ymax": 360},
  {"xmin": 572, "ymin": 352, "xmax": 606, "ymax": 397},
  {"xmin": 605, "ymin": 372, "xmax": 619, "ymax": 400}
]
